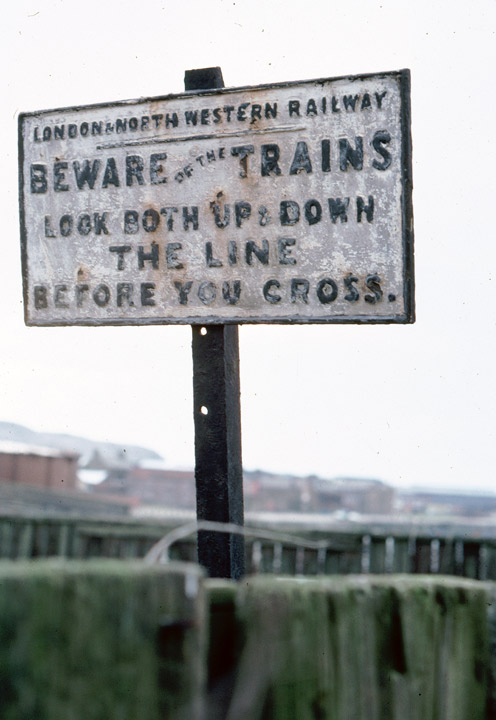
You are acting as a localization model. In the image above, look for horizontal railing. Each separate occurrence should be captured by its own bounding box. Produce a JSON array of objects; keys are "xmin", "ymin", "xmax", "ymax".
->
[{"xmin": 0, "ymin": 512, "xmax": 495, "ymax": 581}]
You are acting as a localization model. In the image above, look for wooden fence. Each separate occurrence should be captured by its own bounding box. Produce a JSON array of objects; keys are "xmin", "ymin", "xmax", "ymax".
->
[
  {"xmin": 0, "ymin": 513, "xmax": 495, "ymax": 581},
  {"xmin": 0, "ymin": 560, "xmax": 494, "ymax": 719}
]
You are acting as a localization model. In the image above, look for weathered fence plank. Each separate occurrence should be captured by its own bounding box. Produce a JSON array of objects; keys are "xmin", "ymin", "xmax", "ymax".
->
[
  {"xmin": 212, "ymin": 575, "xmax": 491, "ymax": 720},
  {"xmin": 0, "ymin": 560, "xmax": 206, "ymax": 720}
]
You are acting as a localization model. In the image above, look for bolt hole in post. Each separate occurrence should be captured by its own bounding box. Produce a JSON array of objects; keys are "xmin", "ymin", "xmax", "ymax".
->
[
  {"xmin": 200, "ymin": 406, "xmax": 209, "ymax": 416},
  {"xmin": 200, "ymin": 327, "xmax": 208, "ymax": 336}
]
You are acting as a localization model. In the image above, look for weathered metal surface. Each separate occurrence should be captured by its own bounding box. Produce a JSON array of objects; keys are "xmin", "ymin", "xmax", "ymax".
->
[
  {"xmin": 18, "ymin": 70, "xmax": 414, "ymax": 326},
  {"xmin": 187, "ymin": 68, "xmax": 245, "ymax": 581}
]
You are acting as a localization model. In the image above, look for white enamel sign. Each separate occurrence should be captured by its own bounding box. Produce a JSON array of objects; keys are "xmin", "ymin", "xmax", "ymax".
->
[{"xmin": 19, "ymin": 70, "xmax": 414, "ymax": 325}]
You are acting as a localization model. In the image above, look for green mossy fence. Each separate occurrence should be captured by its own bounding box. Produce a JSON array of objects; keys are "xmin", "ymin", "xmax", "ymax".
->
[{"xmin": 0, "ymin": 560, "xmax": 495, "ymax": 719}]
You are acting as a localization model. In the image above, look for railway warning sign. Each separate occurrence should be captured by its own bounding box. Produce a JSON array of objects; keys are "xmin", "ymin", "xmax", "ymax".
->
[{"xmin": 18, "ymin": 70, "xmax": 414, "ymax": 325}]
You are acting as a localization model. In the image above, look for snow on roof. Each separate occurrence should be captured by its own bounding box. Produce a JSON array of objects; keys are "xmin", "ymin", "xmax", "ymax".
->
[{"xmin": 0, "ymin": 440, "xmax": 78, "ymax": 460}]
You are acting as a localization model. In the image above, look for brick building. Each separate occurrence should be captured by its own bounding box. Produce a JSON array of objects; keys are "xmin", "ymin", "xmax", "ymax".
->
[{"xmin": 0, "ymin": 441, "xmax": 79, "ymax": 490}]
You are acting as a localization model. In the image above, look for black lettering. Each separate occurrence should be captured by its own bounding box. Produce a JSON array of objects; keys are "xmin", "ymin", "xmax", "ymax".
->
[
  {"xmin": 261, "ymin": 144, "xmax": 281, "ymax": 176},
  {"xmin": 93, "ymin": 212, "xmax": 109, "ymax": 235},
  {"xmin": 222, "ymin": 281, "xmax": 241, "ymax": 305},
  {"xmin": 109, "ymin": 245, "xmax": 132, "ymax": 270},
  {"xmin": 124, "ymin": 210, "xmax": 139, "ymax": 234},
  {"xmin": 264, "ymin": 103, "xmax": 277, "ymax": 119},
  {"xmin": 258, "ymin": 206, "xmax": 271, "ymax": 226},
  {"xmin": 115, "ymin": 118, "xmax": 127, "ymax": 133},
  {"xmin": 117, "ymin": 283, "xmax": 134, "ymax": 307},
  {"xmin": 44, "ymin": 216, "xmax": 56, "ymax": 238},
  {"xmin": 289, "ymin": 141, "xmax": 312, "ymax": 175},
  {"xmin": 288, "ymin": 100, "xmax": 300, "ymax": 117},
  {"xmin": 223, "ymin": 106, "xmax": 235, "ymax": 122},
  {"xmin": 54, "ymin": 162, "xmax": 69, "ymax": 192},
  {"xmin": 364, "ymin": 274, "xmax": 383, "ymax": 304},
  {"xmin": 263, "ymin": 280, "xmax": 281, "ymax": 304},
  {"xmin": 75, "ymin": 284, "xmax": 89, "ymax": 307},
  {"xmin": 245, "ymin": 240, "xmax": 269, "ymax": 265},
  {"xmin": 102, "ymin": 158, "xmax": 120, "ymax": 188},
  {"xmin": 339, "ymin": 138, "xmax": 363, "ymax": 171},
  {"xmin": 30, "ymin": 164, "xmax": 47, "ymax": 194},
  {"xmin": 183, "ymin": 206, "xmax": 199, "ymax": 230},
  {"xmin": 205, "ymin": 242, "xmax": 223, "ymax": 267},
  {"xmin": 372, "ymin": 131, "xmax": 392, "ymax": 170},
  {"xmin": 331, "ymin": 97, "xmax": 340, "ymax": 113},
  {"xmin": 235, "ymin": 201, "xmax": 251, "ymax": 227},
  {"xmin": 237, "ymin": 103, "xmax": 250, "ymax": 121},
  {"xmin": 375, "ymin": 91, "xmax": 387, "ymax": 109},
  {"xmin": 160, "ymin": 206, "xmax": 178, "ymax": 230},
  {"xmin": 290, "ymin": 278, "xmax": 309, "ymax": 303},
  {"xmin": 344, "ymin": 274, "xmax": 359, "ymax": 302},
  {"xmin": 73, "ymin": 159, "xmax": 100, "ymax": 189},
  {"xmin": 328, "ymin": 198, "xmax": 350, "ymax": 223},
  {"xmin": 201, "ymin": 109, "xmax": 210, "ymax": 125},
  {"xmin": 165, "ymin": 113, "xmax": 178, "ymax": 128},
  {"xmin": 321, "ymin": 139, "xmax": 331, "ymax": 173},
  {"xmin": 306, "ymin": 99, "xmax": 318, "ymax": 116},
  {"xmin": 43, "ymin": 127, "xmax": 51, "ymax": 141},
  {"xmin": 304, "ymin": 200, "xmax": 322, "ymax": 225},
  {"xmin": 34, "ymin": 285, "xmax": 48, "ymax": 309},
  {"xmin": 228, "ymin": 240, "xmax": 237, "ymax": 266},
  {"xmin": 250, "ymin": 105, "xmax": 262, "ymax": 123},
  {"xmin": 166, "ymin": 243, "xmax": 183, "ymax": 269},
  {"xmin": 150, "ymin": 153, "xmax": 167, "ymax": 184},
  {"xmin": 138, "ymin": 244, "xmax": 159, "ymax": 269},
  {"xmin": 93, "ymin": 284, "xmax": 110, "ymax": 307},
  {"xmin": 185, "ymin": 110, "xmax": 198, "ymax": 126},
  {"xmin": 280, "ymin": 201, "xmax": 300, "ymax": 226},
  {"xmin": 125, "ymin": 156, "xmax": 145, "ymax": 186},
  {"xmin": 198, "ymin": 282, "xmax": 216, "ymax": 304},
  {"xmin": 141, "ymin": 283, "xmax": 156, "ymax": 306},
  {"xmin": 278, "ymin": 238, "xmax": 296, "ymax": 265},
  {"xmin": 142, "ymin": 209, "xmax": 160, "ymax": 233},
  {"xmin": 174, "ymin": 281, "xmax": 193, "ymax": 305},
  {"xmin": 210, "ymin": 198, "xmax": 230, "ymax": 228},
  {"xmin": 231, "ymin": 145, "xmax": 254, "ymax": 178},
  {"xmin": 343, "ymin": 94, "xmax": 359, "ymax": 111},
  {"xmin": 151, "ymin": 114, "xmax": 163, "ymax": 128},
  {"xmin": 316, "ymin": 278, "xmax": 338, "ymax": 304},
  {"xmin": 77, "ymin": 214, "xmax": 91, "ymax": 236},
  {"xmin": 361, "ymin": 94, "xmax": 371, "ymax": 110},
  {"xmin": 54, "ymin": 125, "xmax": 65, "ymax": 140},
  {"xmin": 59, "ymin": 215, "xmax": 73, "ymax": 237},
  {"xmin": 357, "ymin": 196, "xmax": 374, "ymax": 223}
]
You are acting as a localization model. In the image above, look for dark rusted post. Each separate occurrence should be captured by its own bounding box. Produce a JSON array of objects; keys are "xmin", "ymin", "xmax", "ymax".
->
[{"xmin": 185, "ymin": 67, "xmax": 245, "ymax": 580}]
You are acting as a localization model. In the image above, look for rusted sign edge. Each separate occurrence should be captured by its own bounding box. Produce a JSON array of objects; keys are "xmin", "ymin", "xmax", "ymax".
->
[{"xmin": 18, "ymin": 69, "xmax": 415, "ymax": 327}]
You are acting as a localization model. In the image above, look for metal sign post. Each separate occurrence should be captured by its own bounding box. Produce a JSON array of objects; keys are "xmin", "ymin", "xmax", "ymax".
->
[{"xmin": 186, "ymin": 68, "xmax": 245, "ymax": 580}]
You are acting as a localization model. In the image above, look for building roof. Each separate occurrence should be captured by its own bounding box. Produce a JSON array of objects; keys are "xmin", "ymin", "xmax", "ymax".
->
[{"xmin": 0, "ymin": 440, "xmax": 79, "ymax": 460}]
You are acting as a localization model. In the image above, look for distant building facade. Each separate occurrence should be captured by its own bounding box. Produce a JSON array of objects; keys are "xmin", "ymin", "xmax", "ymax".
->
[{"xmin": 0, "ymin": 441, "xmax": 78, "ymax": 490}]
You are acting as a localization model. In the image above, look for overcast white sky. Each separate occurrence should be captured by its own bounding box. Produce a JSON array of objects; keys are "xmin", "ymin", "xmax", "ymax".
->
[{"xmin": 2, "ymin": 0, "xmax": 496, "ymax": 490}]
